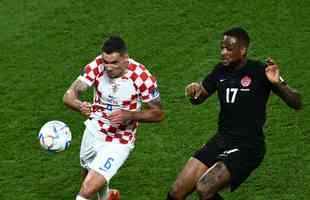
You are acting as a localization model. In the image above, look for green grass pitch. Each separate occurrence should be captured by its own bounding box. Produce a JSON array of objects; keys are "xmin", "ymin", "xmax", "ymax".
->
[{"xmin": 0, "ymin": 0, "xmax": 309, "ymax": 199}]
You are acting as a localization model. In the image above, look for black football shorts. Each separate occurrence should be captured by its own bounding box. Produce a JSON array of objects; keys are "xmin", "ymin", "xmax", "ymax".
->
[{"xmin": 193, "ymin": 134, "xmax": 265, "ymax": 191}]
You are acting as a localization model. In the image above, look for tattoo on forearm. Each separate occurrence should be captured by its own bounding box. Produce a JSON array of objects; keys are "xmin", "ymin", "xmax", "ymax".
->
[
  {"xmin": 147, "ymin": 97, "xmax": 163, "ymax": 109},
  {"xmin": 70, "ymin": 80, "xmax": 89, "ymax": 97}
]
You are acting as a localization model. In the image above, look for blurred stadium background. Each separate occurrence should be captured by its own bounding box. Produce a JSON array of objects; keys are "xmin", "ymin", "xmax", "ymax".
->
[{"xmin": 0, "ymin": 0, "xmax": 309, "ymax": 199}]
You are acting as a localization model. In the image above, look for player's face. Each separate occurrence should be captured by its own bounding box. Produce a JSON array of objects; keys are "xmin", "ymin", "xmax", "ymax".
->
[
  {"xmin": 220, "ymin": 35, "xmax": 246, "ymax": 66},
  {"xmin": 102, "ymin": 52, "xmax": 129, "ymax": 78}
]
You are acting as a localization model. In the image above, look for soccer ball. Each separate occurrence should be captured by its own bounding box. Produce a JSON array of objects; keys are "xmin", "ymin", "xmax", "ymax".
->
[{"xmin": 38, "ymin": 120, "xmax": 72, "ymax": 152}]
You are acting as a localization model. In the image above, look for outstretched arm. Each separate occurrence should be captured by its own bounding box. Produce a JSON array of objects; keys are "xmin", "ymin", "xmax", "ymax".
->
[
  {"xmin": 63, "ymin": 79, "xmax": 92, "ymax": 116},
  {"xmin": 185, "ymin": 82, "xmax": 209, "ymax": 105},
  {"xmin": 108, "ymin": 97, "xmax": 165, "ymax": 124},
  {"xmin": 265, "ymin": 57, "xmax": 302, "ymax": 110}
]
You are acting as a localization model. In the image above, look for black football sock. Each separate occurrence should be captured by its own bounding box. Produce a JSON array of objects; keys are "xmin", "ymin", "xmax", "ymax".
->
[{"xmin": 166, "ymin": 192, "xmax": 176, "ymax": 200}]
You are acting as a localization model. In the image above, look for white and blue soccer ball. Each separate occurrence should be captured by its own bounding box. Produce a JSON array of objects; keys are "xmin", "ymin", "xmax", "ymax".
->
[{"xmin": 38, "ymin": 120, "xmax": 72, "ymax": 152}]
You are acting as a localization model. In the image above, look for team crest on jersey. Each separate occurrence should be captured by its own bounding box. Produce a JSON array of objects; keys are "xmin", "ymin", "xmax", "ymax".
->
[{"xmin": 241, "ymin": 76, "xmax": 251, "ymax": 87}]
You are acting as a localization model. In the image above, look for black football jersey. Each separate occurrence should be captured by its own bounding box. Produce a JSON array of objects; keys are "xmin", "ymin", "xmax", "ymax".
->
[{"xmin": 202, "ymin": 59, "xmax": 279, "ymax": 143}]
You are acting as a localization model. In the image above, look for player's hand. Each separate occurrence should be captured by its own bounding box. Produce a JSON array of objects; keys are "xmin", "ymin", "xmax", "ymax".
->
[
  {"xmin": 185, "ymin": 82, "xmax": 202, "ymax": 99},
  {"xmin": 265, "ymin": 57, "xmax": 281, "ymax": 84},
  {"xmin": 79, "ymin": 101, "xmax": 92, "ymax": 117},
  {"xmin": 109, "ymin": 109, "xmax": 133, "ymax": 124}
]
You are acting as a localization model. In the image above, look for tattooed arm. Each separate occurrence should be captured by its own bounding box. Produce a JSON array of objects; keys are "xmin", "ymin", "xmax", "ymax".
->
[
  {"xmin": 63, "ymin": 79, "xmax": 91, "ymax": 116},
  {"xmin": 108, "ymin": 97, "xmax": 165, "ymax": 124},
  {"xmin": 132, "ymin": 97, "xmax": 165, "ymax": 122}
]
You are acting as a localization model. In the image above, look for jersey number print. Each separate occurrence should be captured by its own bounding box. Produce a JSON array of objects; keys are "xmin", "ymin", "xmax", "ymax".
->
[{"xmin": 226, "ymin": 88, "xmax": 238, "ymax": 103}]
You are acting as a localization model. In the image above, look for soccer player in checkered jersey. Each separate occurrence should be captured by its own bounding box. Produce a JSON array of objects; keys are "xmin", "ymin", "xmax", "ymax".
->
[
  {"xmin": 63, "ymin": 36, "xmax": 164, "ymax": 200},
  {"xmin": 166, "ymin": 27, "xmax": 302, "ymax": 200}
]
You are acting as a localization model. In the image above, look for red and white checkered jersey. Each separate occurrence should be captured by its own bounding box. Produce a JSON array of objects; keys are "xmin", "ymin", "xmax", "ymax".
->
[{"xmin": 78, "ymin": 55, "xmax": 160, "ymax": 145}]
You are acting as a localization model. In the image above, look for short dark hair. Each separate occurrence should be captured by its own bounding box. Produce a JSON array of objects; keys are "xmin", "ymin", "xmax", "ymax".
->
[
  {"xmin": 223, "ymin": 27, "xmax": 250, "ymax": 47},
  {"xmin": 101, "ymin": 36, "xmax": 127, "ymax": 54}
]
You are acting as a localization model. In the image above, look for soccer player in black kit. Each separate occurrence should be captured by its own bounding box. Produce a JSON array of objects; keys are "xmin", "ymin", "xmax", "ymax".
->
[{"xmin": 166, "ymin": 27, "xmax": 302, "ymax": 200}]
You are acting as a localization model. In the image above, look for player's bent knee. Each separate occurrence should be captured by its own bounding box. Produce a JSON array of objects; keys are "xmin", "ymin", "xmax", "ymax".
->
[
  {"xmin": 79, "ymin": 170, "xmax": 107, "ymax": 198},
  {"xmin": 79, "ymin": 184, "xmax": 95, "ymax": 199},
  {"xmin": 80, "ymin": 181, "xmax": 103, "ymax": 198}
]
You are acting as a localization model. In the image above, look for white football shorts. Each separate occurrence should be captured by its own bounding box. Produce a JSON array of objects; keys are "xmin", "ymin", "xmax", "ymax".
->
[{"xmin": 80, "ymin": 127, "xmax": 134, "ymax": 182}]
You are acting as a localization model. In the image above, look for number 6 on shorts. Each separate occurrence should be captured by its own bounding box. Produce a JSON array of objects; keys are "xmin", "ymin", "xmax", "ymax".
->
[{"xmin": 103, "ymin": 157, "xmax": 114, "ymax": 170}]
